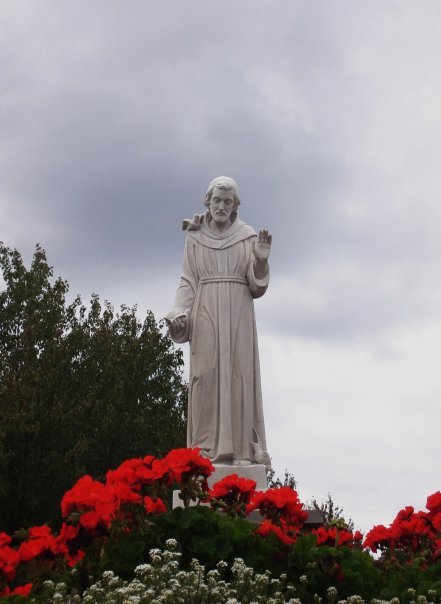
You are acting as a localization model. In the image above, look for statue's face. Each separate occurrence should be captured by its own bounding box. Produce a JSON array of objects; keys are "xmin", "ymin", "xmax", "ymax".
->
[{"xmin": 208, "ymin": 187, "xmax": 235, "ymax": 231}]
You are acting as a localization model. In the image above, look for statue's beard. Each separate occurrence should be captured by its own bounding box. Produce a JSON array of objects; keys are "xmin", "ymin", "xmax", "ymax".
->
[{"xmin": 206, "ymin": 210, "xmax": 238, "ymax": 226}]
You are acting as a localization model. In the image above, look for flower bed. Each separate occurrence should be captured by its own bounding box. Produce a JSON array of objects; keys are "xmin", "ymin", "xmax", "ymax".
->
[{"xmin": 1, "ymin": 448, "xmax": 441, "ymax": 602}]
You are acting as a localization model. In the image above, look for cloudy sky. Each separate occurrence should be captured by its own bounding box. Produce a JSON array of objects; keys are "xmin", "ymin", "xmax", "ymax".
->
[{"xmin": 1, "ymin": 0, "xmax": 441, "ymax": 533}]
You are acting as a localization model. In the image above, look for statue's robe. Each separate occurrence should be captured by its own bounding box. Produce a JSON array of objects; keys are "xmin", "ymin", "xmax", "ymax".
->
[{"xmin": 167, "ymin": 213, "xmax": 269, "ymax": 464}]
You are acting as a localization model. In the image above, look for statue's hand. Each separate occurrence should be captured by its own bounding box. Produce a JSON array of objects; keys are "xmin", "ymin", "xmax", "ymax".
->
[
  {"xmin": 253, "ymin": 229, "xmax": 272, "ymax": 263},
  {"xmin": 167, "ymin": 313, "xmax": 188, "ymax": 340}
]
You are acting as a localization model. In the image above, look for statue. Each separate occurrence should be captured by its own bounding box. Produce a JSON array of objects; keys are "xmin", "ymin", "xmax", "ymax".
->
[{"xmin": 166, "ymin": 176, "xmax": 271, "ymax": 471}]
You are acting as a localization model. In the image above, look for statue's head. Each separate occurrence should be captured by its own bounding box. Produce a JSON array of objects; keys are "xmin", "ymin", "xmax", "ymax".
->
[{"xmin": 203, "ymin": 176, "xmax": 241, "ymax": 211}]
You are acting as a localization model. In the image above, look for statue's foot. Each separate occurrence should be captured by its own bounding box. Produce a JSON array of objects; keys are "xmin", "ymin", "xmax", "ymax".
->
[
  {"xmin": 233, "ymin": 459, "xmax": 252, "ymax": 466},
  {"xmin": 212, "ymin": 453, "xmax": 233, "ymax": 464}
]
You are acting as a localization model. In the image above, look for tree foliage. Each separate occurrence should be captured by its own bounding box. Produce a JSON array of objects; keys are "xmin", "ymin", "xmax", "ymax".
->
[
  {"xmin": 267, "ymin": 467, "xmax": 297, "ymax": 490},
  {"xmin": 308, "ymin": 493, "xmax": 354, "ymax": 532},
  {"xmin": 0, "ymin": 243, "xmax": 186, "ymax": 531}
]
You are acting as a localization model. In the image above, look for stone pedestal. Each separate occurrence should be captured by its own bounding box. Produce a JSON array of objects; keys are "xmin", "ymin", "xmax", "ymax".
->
[
  {"xmin": 207, "ymin": 463, "xmax": 267, "ymax": 490},
  {"xmin": 173, "ymin": 464, "xmax": 267, "ymax": 509},
  {"xmin": 171, "ymin": 464, "xmax": 324, "ymax": 528}
]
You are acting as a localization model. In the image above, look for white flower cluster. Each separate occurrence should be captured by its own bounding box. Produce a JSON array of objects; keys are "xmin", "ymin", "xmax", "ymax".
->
[
  {"xmin": 40, "ymin": 539, "xmax": 298, "ymax": 603},
  {"xmin": 37, "ymin": 540, "xmax": 441, "ymax": 604}
]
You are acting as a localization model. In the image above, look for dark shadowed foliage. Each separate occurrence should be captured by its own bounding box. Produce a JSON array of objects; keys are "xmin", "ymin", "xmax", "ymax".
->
[{"xmin": 0, "ymin": 243, "xmax": 186, "ymax": 531}]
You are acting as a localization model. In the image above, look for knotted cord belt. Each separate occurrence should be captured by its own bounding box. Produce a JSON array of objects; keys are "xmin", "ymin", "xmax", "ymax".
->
[{"xmin": 199, "ymin": 276, "xmax": 247, "ymax": 285}]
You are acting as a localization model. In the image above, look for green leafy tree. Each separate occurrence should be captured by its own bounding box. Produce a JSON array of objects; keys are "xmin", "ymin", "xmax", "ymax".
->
[
  {"xmin": 0, "ymin": 243, "xmax": 186, "ymax": 531},
  {"xmin": 308, "ymin": 493, "xmax": 354, "ymax": 531},
  {"xmin": 267, "ymin": 467, "xmax": 297, "ymax": 490}
]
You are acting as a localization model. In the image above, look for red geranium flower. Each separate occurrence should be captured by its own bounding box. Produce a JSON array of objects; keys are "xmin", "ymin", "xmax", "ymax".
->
[
  {"xmin": 210, "ymin": 474, "xmax": 256, "ymax": 501},
  {"xmin": 51, "ymin": 523, "xmax": 80, "ymax": 561},
  {"xmin": 65, "ymin": 549, "xmax": 85, "ymax": 568},
  {"xmin": 427, "ymin": 491, "xmax": 441, "ymax": 515},
  {"xmin": 79, "ymin": 510, "xmax": 103, "ymax": 531},
  {"xmin": 0, "ymin": 583, "xmax": 33, "ymax": 599},
  {"xmin": 0, "ymin": 543, "xmax": 20, "ymax": 582},
  {"xmin": 144, "ymin": 496, "xmax": 167, "ymax": 515},
  {"xmin": 313, "ymin": 526, "xmax": 356, "ymax": 548},
  {"xmin": 363, "ymin": 524, "xmax": 391, "ymax": 553},
  {"xmin": 431, "ymin": 512, "xmax": 441, "ymax": 532},
  {"xmin": 106, "ymin": 455, "xmax": 156, "ymax": 490},
  {"xmin": 11, "ymin": 582, "xmax": 33, "ymax": 597},
  {"xmin": 387, "ymin": 508, "xmax": 436, "ymax": 553},
  {"xmin": 62, "ymin": 475, "xmax": 141, "ymax": 531},
  {"xmin": 110, "ymin": 482, "xmax": 142, "ymax": 507},
  {"xmin": 106, "ymin": 458, "xmax": 145, "ymax": 488},
  {"xmin": 61, "ymin": 475, "xmax": 113, "ymax": 519},
  {"xmin": 209, "ymin": 474, "xmax": 257, "ymax": 517},
  {"xmin": 155, "ymin": 448, "xmax": 214, "ymax": 485},
  {"xmin": 18, "ymin": 524, "xmax": 77, "ymax": 563},
  {"xmin": 255, "ymin": 519, "xmax": 296, "ymax": 546},
  {"xmin": 19, "ymin": 538, "xmax": 51, "ymax": 562},
  {"xmin": 0, "ymin": 533, "xmax": 11, "ymax": 548},
  {"xmin": 247, "ymin": 487, "xmax": 307, "ymax": 528}
]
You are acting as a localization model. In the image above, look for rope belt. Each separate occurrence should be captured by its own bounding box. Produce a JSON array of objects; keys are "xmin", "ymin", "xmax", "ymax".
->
[{"xmin": 199, "ymin": 276, "xmax": 247, "ymax": 285}]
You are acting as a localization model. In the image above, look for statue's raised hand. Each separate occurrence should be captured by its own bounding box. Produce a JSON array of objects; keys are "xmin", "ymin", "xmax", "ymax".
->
[{"xmin": 253, "ymin": 229, "xmax": 272, "ymax": 262}]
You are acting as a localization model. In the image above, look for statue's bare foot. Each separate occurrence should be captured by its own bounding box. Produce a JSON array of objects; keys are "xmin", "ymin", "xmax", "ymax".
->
[
  {"xmin": 212, "ymin": 453, "xmax": 233, "ymax": 465},
  {"xmin": 233, "ymin": 459, "xmax": 252, "ymax": 466}
]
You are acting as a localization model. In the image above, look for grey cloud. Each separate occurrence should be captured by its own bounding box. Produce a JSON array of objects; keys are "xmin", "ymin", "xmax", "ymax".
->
[{"xmin": 1, "ymin": 0, "xmax": 441, "ymax": 334}]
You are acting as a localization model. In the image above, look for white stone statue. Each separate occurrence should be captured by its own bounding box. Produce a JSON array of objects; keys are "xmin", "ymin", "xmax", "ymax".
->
[{"xmin": 166, "ymin": 176, "xmax": 271, "ymax": 471}]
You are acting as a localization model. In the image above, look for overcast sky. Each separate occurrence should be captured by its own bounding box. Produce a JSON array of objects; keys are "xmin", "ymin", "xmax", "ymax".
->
[{"xmin": 1, "ymin": 0, "xmax": 441, "ymax": 534}]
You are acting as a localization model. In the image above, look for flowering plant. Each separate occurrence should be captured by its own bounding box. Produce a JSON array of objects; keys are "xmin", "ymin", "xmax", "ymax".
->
[
  {"xmin": 313, "ymin": 525, "xmax": 363, "ymax": 548},
  {"xmin": 208, "ymin": 473, "xmax": 257, "ymax": 518},
  {"xmin": 2, "ymin": 448, "xmax": 441, "ymax": 601},
  {"xmin": 363, "ymin": 491, "xmax": 441, "ymax": 568}
]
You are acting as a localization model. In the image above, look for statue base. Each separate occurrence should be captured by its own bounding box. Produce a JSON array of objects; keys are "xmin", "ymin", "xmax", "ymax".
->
[
  {"xmin": 207, "ymin": 463, "xmax": 267, "ymax": 490},
  {"xmin": 172, "ymin": 463, "xmax": 267, "ymax": 509},
  {"xmin": 171, "ymin": 464, "xmax": 324, "ymax": 528}
]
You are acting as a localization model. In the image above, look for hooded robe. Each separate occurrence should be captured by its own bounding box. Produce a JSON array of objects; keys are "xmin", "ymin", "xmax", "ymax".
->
[{"xmin": 166, "ymin": 212, "xmax": 269, "ymax": 464}]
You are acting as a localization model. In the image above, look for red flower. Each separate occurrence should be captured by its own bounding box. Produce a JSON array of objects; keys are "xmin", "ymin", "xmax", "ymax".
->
[
  {"xmin": 313, "ymin": 526, "xmax": 355, "ymax": 548},
  {"xmin": 79, "ymin": 510, "xmax": 103, "ymax": 531},
  {"xmin": 110, "ymin": 482, "xmax": 142, "ymax": 507},
  {"xmin": 65, "ymin": 549, "xmax": 85, "ymax": 568},
  {"xmin": 50, "ymin": 523, "xmax": 80, "ymax": 562},
  {"xmin": 387, "ymin": 508, "xmax": 435, "ymax": 553},
  {"xmin": 154, "ymin": 448, "xmax": 214, "ymax": 485},
  {"xmin": 363, "ymin": 524, "xmax": 391, "ymax": 553},
  {"xmin": 10, "ymin": 583, "xmax": 33, "ymax": 597},
  {"xmin": 209, "ymin": 474, "xmax": 257, "ymax": 517},
  {"xmin": 210, "ymin": 474, "xmax": 256, "ymax": 501},
  {"xmin": 144, "ymin": 496, "xmax": 167, "ymax": 515},
  {"xmin": 105, "ymin": 455, "xmax": 156, "ymax": 490},
  {"xmin": 0, "ymin": 583, "xmax": 33, "ymax": 599},
  {"xmin": 255, "ymin": 519, "xmax": 296, "ymax": 546},
  {"xmin": 0, "ymin": 533, "xmax": 12, "ymax": 548},
  {"xmin": 61, "ymin": 475, "xmax": 141, "ymax": 531},
  {"xmin": 0, "ymin": 544, "xmax": 20, "ymax": 581},
  {"xmin": 395, "ymin": 506, "xmax": 415, "ymax": 522},
  {"xmin": 19, "ymin": 539, "xmax": 48, "ymax": 562},
  {"xmin": 247, "ymin": 487, "xmax": 307, "ymax": 528},
  {"xmin": 432, "ymin": 512, "xmax": 441, "ymax": 531},
  {"xmin": 106, "ymin": 458, "xmax": 145, "ymax": 487},
  {"xmin": 427, "ymin": 491, "xmax": 441, "ymax": 515},
  {"xmin": 18, "ymin": 524, "xmax": 71, "ymax": 562},
  {"xmin": 54, "ymin": 523, "xmax": 78, "ymax": 548},
  {"xmin": 61, "ymin": 475, "xmax": 113, "ymax": 519}
]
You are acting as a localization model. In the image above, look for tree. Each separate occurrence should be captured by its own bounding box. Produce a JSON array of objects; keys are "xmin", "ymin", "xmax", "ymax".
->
[
  {"xmin": 266, "ymin": 467, "xmax": 297, "ymax": 490},
  {"xmin": 0, "ymin": 243, "xmax": 186, "ymax": 531},
  {"xmin": 308, "ymin": 493, "xmax": 354, "ymax": 531}
]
